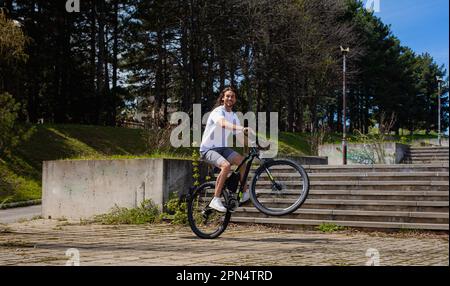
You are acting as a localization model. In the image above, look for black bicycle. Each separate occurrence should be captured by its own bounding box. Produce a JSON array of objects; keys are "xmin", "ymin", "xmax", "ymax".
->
[{"xmin": 187, "ymin": 140, "xmax": 310, "ymax": 239}]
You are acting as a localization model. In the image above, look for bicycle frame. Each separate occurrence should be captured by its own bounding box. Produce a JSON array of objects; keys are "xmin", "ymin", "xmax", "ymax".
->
[
  {"xmin": 200, "ymin": 145, "xmax": 278, "ymax": 212},
  {"xmin": 228, "ymin": 147, "xmax": 276, "ymax": 199}
]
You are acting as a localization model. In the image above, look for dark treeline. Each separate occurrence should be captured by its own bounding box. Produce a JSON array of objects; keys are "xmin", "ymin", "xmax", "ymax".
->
[{"xmin": 1, "ymin": 0, "xmax": 448, "ymax": 134}]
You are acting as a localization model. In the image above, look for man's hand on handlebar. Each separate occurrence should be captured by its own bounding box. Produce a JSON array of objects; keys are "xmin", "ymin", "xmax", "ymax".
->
[{"xmin": 242, "ymin": 127, "xmax": 253, "ymax": 136}]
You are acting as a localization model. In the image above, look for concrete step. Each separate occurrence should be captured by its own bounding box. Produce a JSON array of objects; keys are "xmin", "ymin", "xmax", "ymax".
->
[
  {"xmin": 410, "ymin": 146, "xmax": 448, "ymax": 150},
  {"xmin": 303, "ymin": 164, "xmax": 449, "ymax": 173},
  {"xmin": 404, "ymin": 155, "xmax": 449, "ymax": 160},
  {"xmin": 246, "ymin": 189, "xmax": 448, "ymax": 199},
  {"xmin": 305, "ymin": 190, "xmax": 449, "ymax": 201},
  {"xmin": 232, "ymin": 162, "xmax": 449, "ymax": 231},
  {"xmin": 230, "ymin": 217, "xmax": 449, "ymax": 231},
  {"xmin": 206, "ymin": 189, "xmax": 449, "ymax": 202},
  {"xmin": 403, "ymin": 160, "xmax": 449, "ymax": 164},
  {"xmin": 252, "ymin": 172, "xmax": 449, "ymax": 181},
  {"xmin": 255, "ymin": 162, "xmax": 449, "ymax": 167},
  {"xmin": 403, "ymin": 160, "xmax": 449, "ymax": 165},
  {"xmin": 407, "ymin": 152, "xmax": 449, "ymax": 154},
  {"xmin": 405, "ymin": 158, "xmax": 449, "ymax": 162},
  {"xmin": 408, "ymin": 148, "xmax": 449, "ymax": 151},
  {"xmin": 409, "ymin": 147, "xmax": 449, "ymax": 151},
  {"xmin": 406, "ymin": 156, "xmax": 449, "ymax": 159},
  {"xmin": 406, "ymin": 154, "xmax": 449, "ymax": 159},
  {"xmin": 405, "ymin": 156, "xmax": 449, "ymax": 159},
  {"xmin": 405, "ymin": 154, "xmax": 448, "ymax": 158},
  {"xmin": 263, "ymin": 198, "xmax": 449, "ymax": 212},
  {"xmin": 253, "ymin": 180, "xmax": 449, "ymax": 191},
  {"xmin": 406, "ymin": 151, "xmax": 449, "ymax": 156},
  {"xmin": 201, "ymin": 189, "xmax": 449, "ymax": 211},
  {"xmin": 234, "ymin": 207, "xmax": 449, "ymax": 224}
]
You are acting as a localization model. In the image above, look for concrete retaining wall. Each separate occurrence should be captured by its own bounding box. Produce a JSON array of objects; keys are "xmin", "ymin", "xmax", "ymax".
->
[
  {"xmin": 319, "ymin": 143, "xmax": 409, "ymax": 165},
  {"xmin": 42, "ymin": 158, "xmax": 198, "ymax": 220},
  {"xmin": 42, "ymin": 155, "xmax": 327, "ymax": 220}
]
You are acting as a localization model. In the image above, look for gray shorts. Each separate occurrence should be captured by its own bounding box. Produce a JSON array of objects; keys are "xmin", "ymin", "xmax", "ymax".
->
[{"xmin": 200, "ymin": 147, "xmax": 239, "ymax": 168}]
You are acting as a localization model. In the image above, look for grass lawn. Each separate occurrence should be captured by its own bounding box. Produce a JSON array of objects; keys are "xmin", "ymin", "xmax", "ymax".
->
[
  {"xmin": 277, "ymin": 132, "xmax": 312, "ymax": 156},
  {"xmin": 1, "ymin": 124, "xmax": 150, "ymax": 204}
]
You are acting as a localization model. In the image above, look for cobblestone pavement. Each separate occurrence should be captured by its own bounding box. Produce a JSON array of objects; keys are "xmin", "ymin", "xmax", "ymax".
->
[{"xmin": 0, "ymin": 220, "xmax": 448, "ymax": 266}]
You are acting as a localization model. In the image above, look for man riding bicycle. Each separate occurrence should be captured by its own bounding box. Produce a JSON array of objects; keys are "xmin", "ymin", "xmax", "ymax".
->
[{"xmin": 199, "ymin": 87, "xmax": 252, "ymax": 212}]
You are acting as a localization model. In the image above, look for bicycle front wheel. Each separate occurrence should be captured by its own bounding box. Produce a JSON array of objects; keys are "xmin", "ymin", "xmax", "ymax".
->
[
  {"xmin": 187, "ymin": 182, "xmax": 231, "ymax": 239},
  {"xmin": 250, "ymin": 159, "xmax": 309, "ymax": 216}
]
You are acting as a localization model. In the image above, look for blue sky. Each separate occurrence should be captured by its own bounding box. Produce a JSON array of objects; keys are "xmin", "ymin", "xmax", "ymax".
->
[{"xmin": 374, "ymin": 0, "xmax": 449, "ymax": 76}]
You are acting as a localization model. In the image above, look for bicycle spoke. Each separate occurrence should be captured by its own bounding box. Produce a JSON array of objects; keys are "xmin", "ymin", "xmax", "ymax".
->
[
  {"xmin": 187, "ymin": 182, "xmax": 231, "ymax": 239},
  {"xmin": 251, "ymin": 160, "xmax": 309, "ymax": 216}
]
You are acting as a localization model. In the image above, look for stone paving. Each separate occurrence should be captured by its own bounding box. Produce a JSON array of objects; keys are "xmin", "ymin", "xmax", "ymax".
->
[{"xmin": 0, "ymin": 219, "xmax": 448, "ymax": 266}]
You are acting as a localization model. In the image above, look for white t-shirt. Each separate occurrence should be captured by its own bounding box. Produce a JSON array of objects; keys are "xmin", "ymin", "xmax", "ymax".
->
[{"xmin": 200, "ymin": 106, "xmax": 241, "ymax": 153}]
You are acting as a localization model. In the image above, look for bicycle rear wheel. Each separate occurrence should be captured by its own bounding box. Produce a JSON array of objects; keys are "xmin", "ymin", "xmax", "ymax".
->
[
  {"xmin": 187, "ymin": 182, "xmax": 231, "ymax": 239},
  {"xmin": 250, "ymin": 159, "xmax": 309, "ymax": 216}
]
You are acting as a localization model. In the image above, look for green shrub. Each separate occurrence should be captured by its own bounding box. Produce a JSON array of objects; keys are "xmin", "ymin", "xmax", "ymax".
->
[
  {"xmin": 161, "ymin": 192, "xmax": 188, "ymax": 225},
  {"xmin": 94, "ymin": 199, "xmax": 160, "ymax": 225},
  {"xmin": 0, "ymin": 197, "xmax": 10, "ymax": 209},
  {"xmin": 316, "ymin": 223, "xmax": 345, "ymax": 232},
  {"xmin": 400, "ymin": 136, "xmax": 409, "ymax": 145},
  {"xmin": 0, "ymin": 92, "xmax": 35, "ymax": 156}
]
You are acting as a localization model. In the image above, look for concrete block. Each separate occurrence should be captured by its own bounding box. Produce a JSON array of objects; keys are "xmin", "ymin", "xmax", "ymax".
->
[
  {"xmin": 318, "ymin": 142, "xmax": 409, "ymax": 165},
  {"xmin": 42, "ymin": 158, "xmax": 201, "ymax": 220}
]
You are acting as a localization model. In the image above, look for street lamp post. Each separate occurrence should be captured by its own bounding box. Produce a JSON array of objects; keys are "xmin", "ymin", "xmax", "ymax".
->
[
  {"xmin": 340, "ymin": 46, "xmax": 350, "ymax": 165},
  {"xmin": 436, "ymin": 76, "xmax": 443, "ymax": 146}
]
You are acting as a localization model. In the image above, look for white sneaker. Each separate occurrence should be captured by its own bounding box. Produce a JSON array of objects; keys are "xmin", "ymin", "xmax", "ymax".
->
[
  {"xmin": 209, "ymin": 197, "xmax": 227, "ymax": 213},
  {"xmin": 240, "ymin": 191, "xmax": 250, "ymax": 203}
]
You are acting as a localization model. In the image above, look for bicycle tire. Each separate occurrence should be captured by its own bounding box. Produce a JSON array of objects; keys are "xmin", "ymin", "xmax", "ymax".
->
[
  {"xmin": 187, "ymin": 182, "xmax": 231, "ymax": 239},
  {"xmin": 250, "ymin": 159, "xmax": 309, "ymax": 216}
]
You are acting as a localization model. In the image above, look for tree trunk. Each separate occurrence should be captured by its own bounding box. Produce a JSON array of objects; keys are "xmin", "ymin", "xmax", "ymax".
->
[
  {"xmin": 287, "ymin": 84, "xmax": 294, "ymax": 132},
  {"xmin": 206, "ymin": 46, "xmax": 215, "ymax": 110},
  {"xmin": 54, "ymin": 5, "xmax": 68, "ymax": 123},
  {"xmin": 162, "ymin": 32, "xmax": 168, "ymax": 126},
  {"xmin": 104, "ymin": 24, "xmax": 110, "ymax": 124},
  {"xmin": 90, "ymin": 0, "xmax": 97, "ymax": 124},
  {"xmin": 180, "ymin": 11, "xmax": 190, "ymax": 113},
  {"xmin": 189, "ymin": 0, "xmax": 201, "ymax": 105},
  {"xmin": 219, "ymin": 59, "xmax": 226, "ymax": 92},
  {"xmin": 110, "ymin": 0, "xmax": 119, "ymax": 126},
  {"xmin": 242, "ymin": 45, "xmax": 253, "ymax": 112},
  {"xmin": 155, "ymin": 30, "xmax": 163, "ymax": 110},
  {"xmin": 296, "ymin": 97, "xmax": 304, "ymax": 132},
  {"xmin": 265, "ymin": 77, "xmax": 272, "ymax": 135},
  {"xmin": 96, "ymin": 0, "xmax": 106, "ymax": 124}
]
